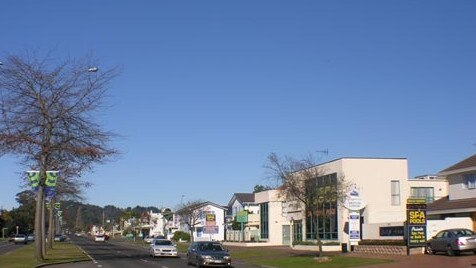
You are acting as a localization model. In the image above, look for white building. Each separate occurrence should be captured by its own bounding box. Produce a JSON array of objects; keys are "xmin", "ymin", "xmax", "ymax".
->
[
  {"xmin": 428, "ymin": 154, "xmax": 476, "ymax": 232},
  {"xmin": 254, "ymin": 189, "xmax": 290, "ymax": 245},
  {"xmin": 177, "ymin": 201, "xmax": 227, "ymax": 242}
]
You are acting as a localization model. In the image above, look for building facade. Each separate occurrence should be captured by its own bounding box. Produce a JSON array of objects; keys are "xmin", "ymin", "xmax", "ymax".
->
[{"xmin": 428, "ymin": 154, "xmax": 476, "ymax": 232}]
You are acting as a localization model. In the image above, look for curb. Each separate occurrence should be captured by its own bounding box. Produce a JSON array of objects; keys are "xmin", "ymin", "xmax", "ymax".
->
[{"xmin": 34, "ymin": 242, "xmax": 92, "ymax": 268}]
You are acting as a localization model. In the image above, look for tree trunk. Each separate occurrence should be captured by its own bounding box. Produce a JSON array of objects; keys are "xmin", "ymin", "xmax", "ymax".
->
[
  {"xmin": 34, "ymin": 186, "xmax": 44, "ymax": 261},
  {"xmin": 48, "ymin": 201, "xmax": 54, "ymax": 249}
]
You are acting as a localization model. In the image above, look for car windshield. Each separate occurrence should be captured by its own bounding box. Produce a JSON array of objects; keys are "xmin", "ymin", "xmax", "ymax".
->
[
  {"xmin": 199, "ymin": 243, "xmax": 224, "ymax": 251},
  {"xmin": 155, "ymin": 240, "xmax": 172, "ymax": 246}
]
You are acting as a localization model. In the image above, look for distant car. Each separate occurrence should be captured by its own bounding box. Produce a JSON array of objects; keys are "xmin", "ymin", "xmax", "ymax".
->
[
  {"xmin": 74, "ymin": 232, "xmax": 82, "ymax": 237},
  {"xmin": 27, "ymin": 234, "xmax": 35, "ymax": 242},
  {"xmin": 187, "ymin": 241, "xmax": 231, "ymax": 267},
  {"xmin": 54, "ymin": 234, "xmax": 66, "ymax": 242},
  {"xmin": 94, "ymin": 235, "xmax": 106, "ymax": 242},
  {"xmin": 13, "ymin": 234, "xmax": 28, "ymax": 245},
  {"xmin": 425, "ymin": 228, "xmax": 476, "ymax": 256},
  {"xmin": 144, "ymin": 235, "xmax": 154, "ymax": 243},
  {"xmin": 149, "ymin": 239, "xmax": 178, "ymax": 258}
]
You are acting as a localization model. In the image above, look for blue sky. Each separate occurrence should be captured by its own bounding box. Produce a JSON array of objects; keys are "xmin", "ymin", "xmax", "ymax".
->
[{"xmin": 1, "ymin": 1, "xmax": 475, "ymax": 210}]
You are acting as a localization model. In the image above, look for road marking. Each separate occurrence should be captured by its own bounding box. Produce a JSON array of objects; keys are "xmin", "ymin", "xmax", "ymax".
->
[
  {"xmin": 161, "ymin": 266, "xmax": 169, "ymax": 268},
  {"xmin": 140, "ymin": 259, "xmax": 149, "ymax": 263}
]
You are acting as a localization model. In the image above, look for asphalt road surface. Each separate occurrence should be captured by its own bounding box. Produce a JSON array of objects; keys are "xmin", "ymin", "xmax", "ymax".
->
[{"xmin": 53, "ymin": 236, "xmax": 257, "ymax": 268}]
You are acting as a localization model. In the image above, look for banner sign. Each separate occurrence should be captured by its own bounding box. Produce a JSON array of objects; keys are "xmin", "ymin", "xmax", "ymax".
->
[
  {"xmin": 203, "ymin": 226, "xmax": 219, "ymax": 234},
  {"xmin": 349, "ymin": 211, "xmax": 361, "ymax": 242},
  {"xmin": 406, "ymin": 198, "xmax": 427, "ymax": 247},
  {"xmin": 205, "ymin": 213, "xmax": 216, "ymax": 226},
  {"xmin": 27, "ymin": 171, "xmax": 40, "ymax": 192},
  {"xmin": 236, "ymin": 210, "xmax": 248, "ymax": 223},
  {"xmin": 44, "ymin": 171, "xmax": 59, "ymax": 201}
]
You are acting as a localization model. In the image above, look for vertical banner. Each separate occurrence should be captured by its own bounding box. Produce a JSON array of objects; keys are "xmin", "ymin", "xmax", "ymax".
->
[
  {"xmin": 349, "ymin": 211, "xmax": 361, "ymax": 242},
  {"xmin": 44, "ymin": 171, "xmax": 59, "ymax": 201},
  {"xmin": 27, "ymin": 171, "xmax": 40, "ymax": 192}
]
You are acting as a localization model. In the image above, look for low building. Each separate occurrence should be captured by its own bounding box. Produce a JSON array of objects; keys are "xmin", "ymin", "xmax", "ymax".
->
[
  {"xmin": 427, "ymin": 154, "xmax": 476, "ymax": 232},
  {"xmin": 408, "ymin": 175, "xmax": 448, "ymax": 203},
  {"xmin": 226, "ymin": 193, "xmax": 260, "ymax": 241},
  {"xmin": 177, "ymin": 201, "xmax": 227, "ymax": 242},
  {"xmin": 255, "ymin": 189, "xmax": 290, "ymax": 245}
]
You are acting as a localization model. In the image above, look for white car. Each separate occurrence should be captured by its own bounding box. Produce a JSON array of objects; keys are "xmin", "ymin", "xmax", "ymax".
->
[
  {"xmin": 150, "ymin": 239, "xmax": 178, "ymax": 258},
  {"xmin": 94, "ymin": 235, "xmax": 106, "ymax": 242},
  {"xmin": 144, "ymin": 235, "xmax": 154, "ymax": 243}
]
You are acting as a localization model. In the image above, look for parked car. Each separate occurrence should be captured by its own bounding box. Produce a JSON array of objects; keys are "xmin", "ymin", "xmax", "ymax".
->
[
  {"xmin": 54, "ymin": 234, "xmax": 66, "ymax": 242},
  {"xmin": 425, "ymin": 228, "xmax": 476, "ymax": 256},
  {"xmin": 94, "ymin": 235, "xmax": 106, "ymax": 242},
  {"xmin": 144, "ymin": 235, "xmax": 154, "ymax": 243},
  {"xmin": 13, "ymin": 234, "xmax": 28, "ymax": 244},
  {"xmin": 187, "ymin": 241, "xmax": 231, "ymax": 267},
  {"xmin": 27, "ymin": 234, "xmax": 35, "ymax": 242},
  {"xmin": 149, "ymin": 239, "xmax": 178, "ymax": 258}
]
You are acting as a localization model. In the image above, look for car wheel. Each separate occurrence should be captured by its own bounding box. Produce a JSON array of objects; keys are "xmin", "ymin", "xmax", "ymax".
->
[
  {"xmin": 446, "ymin": 245, "xmax": 455, "ymax": 256},
  {"xmin": 425, "ymin": 244, "xmax": 434, "ymax": 255}
]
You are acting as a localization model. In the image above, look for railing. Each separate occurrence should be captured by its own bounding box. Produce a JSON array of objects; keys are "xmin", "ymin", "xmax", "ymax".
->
[{"xmin": 226, "ymin": 230, "xmax": 260, "ymax": 242}]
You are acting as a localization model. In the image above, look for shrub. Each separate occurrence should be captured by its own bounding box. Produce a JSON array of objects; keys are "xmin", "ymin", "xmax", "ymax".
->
[{"xmin": 173, "ymin": 231, "xmax": 191, "ymax": 242}]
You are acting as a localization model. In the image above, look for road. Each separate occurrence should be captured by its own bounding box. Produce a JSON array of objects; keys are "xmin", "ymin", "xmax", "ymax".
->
[
  {"xmin": 0, "ymin": 240, "xmax": 27, "ymax": 255},
  {"xmin": 52, "ymin": 236, "xmax": 258, "ymax": 268}
]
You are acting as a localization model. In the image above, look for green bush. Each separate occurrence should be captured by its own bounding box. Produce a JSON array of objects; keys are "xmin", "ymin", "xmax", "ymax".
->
[{"xmin": 173, "ymin": 231, "xmax": 190, "ymax": 242}]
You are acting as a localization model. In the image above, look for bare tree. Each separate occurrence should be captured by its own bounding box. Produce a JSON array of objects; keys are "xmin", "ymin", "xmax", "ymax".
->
[
  {"xmin": 0, "ymin": 52, "xmax": 119, "ymax": 260},
  {"xmin": 175, "ymin": 200, "xmax": 206, "ymax": 242},
  {"xmin": 264, "ymin": 152, "xmax": 349, "ymax": 257}
]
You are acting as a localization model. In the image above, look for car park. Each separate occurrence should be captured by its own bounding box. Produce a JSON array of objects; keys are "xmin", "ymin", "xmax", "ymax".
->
[
  {"xmin": 425, "ymin": 228, "xmax": 476, "ymax": 256},
  {"xmin": 187, "ymin": 241, "xmax": 231, "ymax": 267},
  {"xmin": 13, "ymin": 234, "xmax": 28, "ymax": 244},
  {"xmin": 149, "ymin": 238, "xmax": 178, "ymax": 258}
]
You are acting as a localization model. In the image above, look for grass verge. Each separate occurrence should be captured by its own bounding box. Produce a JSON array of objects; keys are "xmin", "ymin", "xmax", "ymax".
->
[
  {"xmin": 229, "ymin": 247, "xmax": 392, "ymax": 268},
  {"xmin": 0, "ymin": 242, "xmax": 89, "ymax": 268}
]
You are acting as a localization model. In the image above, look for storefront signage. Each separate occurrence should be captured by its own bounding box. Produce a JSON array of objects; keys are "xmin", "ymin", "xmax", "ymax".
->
[
  {"xmin": 203, "ymin": 226, "xmax": 219, "ymax": 234},
  {"xmin": 343, "ymin": 186, "xmax": 366, "ymax": 211},
  {"xmin": 406, "ymin": 198, "xmax": 427, "ymax": 247}
]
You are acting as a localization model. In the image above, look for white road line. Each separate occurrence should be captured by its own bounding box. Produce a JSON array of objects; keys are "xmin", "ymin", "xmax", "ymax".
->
[{"xmin": 161, "ymin": 266, "xmax": 169, "ymax": 268}]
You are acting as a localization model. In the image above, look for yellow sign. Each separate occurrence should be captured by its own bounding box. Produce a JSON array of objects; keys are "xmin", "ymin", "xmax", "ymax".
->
[{"xmin": 408, "ymin": 210, "xmax": 426, "ymax": 225}]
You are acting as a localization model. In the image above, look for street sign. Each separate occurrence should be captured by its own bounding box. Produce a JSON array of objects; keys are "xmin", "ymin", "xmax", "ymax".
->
[{"xmin": 236, "ymin": 210, "xmax": 248, "ymax": 223}]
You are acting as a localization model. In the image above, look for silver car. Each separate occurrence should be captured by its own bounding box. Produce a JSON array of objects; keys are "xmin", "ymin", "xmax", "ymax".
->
[
  {"xmin": 425, "ymin": 228, "xmax": 476, "ymax": 256},
  {"xmin": 149, "ymin": 239, "xmax": 178, "ymax": 258}
]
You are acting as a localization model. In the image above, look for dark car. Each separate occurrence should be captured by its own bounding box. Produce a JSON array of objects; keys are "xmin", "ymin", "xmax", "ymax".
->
[
  {"xmin": 425, "ymin": 228, "xmax": 476, "ymax": 256},
  {"xmin": 187, "ymin": 241, "xmax": 231, "ymax": 267},
  {"xmin": 54, "ymin": 234, "xmax": 66, "ymax": 242}
]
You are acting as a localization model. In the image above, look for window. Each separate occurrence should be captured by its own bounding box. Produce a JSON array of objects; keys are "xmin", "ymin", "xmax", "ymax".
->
[
  {"xmin": 391, "ymin": 180, "xmax": 400, "ymax": 206},
  {"xmin": 410, "ymin": 187, "xmax": 434, "ymax": 203},
  {"xmin": 464, "ymin": 173, "xmax": 476, "ymax": 189},
  {"xmin": 260, "ymin": 203, "xmax": 269, "ymax": 239}
]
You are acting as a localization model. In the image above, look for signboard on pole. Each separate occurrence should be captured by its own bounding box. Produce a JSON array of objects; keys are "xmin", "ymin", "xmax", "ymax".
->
[
  {"xmin": 236, "ymin": 210, "xmax": 248, "ymax": 223},
  {"xmin": 349, "ymin": 211, "xmax": 361, "ymax": 242},
  {"xmin": 406, "ymin": 198, "xmax": 427, "ymax": 247}
]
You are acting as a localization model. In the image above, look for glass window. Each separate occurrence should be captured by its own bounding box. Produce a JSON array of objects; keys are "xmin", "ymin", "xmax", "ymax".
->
[
  {"xmin": 463, "ymin": 173, "xmax": 476, "ymax": 189},
  {"xmin": 391, "ymin": 180, "xmax": 400, "ymax": 206},
  {"xmin": 305, "ymin": 173, "xmax": 338, "ymax": 240},
  {"xmin": 410, "ymin": 187, "xmax": 434, "ymax": 203},
  {"xmin": 260, "ymin": 203, "xmax": 269, "ymax": 239}
]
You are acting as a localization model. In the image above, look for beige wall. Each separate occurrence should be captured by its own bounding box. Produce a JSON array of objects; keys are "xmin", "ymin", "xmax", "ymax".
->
[
  {"xmin": 317, "ymin": 158, "xmax": 409, "ymax": 240},
  {"xmin": 255, "ymin": 190, "xmax": 290, "ymax": 245},
  {"xmin": 407, "ymin": 178, "xmax": 448, "ymax": 201},
  {"xmin": 448, "ymin": 174, "xmax": 476, "ymax": 201}
]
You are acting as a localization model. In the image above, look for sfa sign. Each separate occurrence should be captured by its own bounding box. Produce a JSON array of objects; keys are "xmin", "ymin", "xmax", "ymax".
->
[{"xmin": 406, "ymin": 199, "xmax": 427, "ymax": 247}]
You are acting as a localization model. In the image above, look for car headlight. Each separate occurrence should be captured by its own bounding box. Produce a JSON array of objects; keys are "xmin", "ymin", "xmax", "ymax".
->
[
  {"xmin": 201, "ymin": 255, "xmax": 212, "ymax": 259},
  {"xmin": 223, "ymin": 256, "xmax": 231, "ymax": 260}
]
